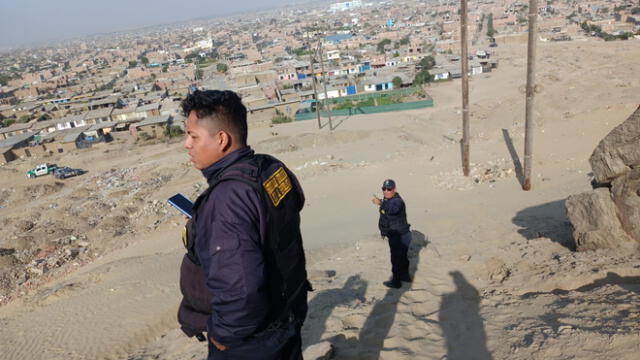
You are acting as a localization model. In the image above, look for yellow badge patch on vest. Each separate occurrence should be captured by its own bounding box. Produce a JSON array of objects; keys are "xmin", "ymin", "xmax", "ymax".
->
[
  {"xmin": 380, "ymin": 209, "xmax": 385, "ymax": 214},
  {"xmin": 263, "ymin": 167, "xmax": 292, "ymax": 207}
]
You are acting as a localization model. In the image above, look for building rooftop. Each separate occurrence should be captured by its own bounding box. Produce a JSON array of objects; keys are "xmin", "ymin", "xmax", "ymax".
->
[
  {"xmin": 136, "ymin": 102, "xmax": 161, "ymax": 112},
  {"xmin": 0, "ymin": 132, "xmax": 34, "ymax": 148},
  {"xmin": 84, "ymin": 107, "xmax": 113, "ymax": 119},
  {"xmin": 136, "ymin": 115, "xmax": 171, "ymax": 127}
]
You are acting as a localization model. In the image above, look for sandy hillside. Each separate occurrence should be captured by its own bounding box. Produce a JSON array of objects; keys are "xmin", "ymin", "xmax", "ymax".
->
[{"xmin": 0, "ymin": 38, "xmax": 639, "ymax": 360}]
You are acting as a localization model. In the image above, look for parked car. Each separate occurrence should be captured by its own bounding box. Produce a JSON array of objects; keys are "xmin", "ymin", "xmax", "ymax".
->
[
  {"xmin": 53, "ymin": 167, "xmax": 86, "ymax": 179},
  {"xmin": 26, "ymin": 163, "xmax": 57, "ymax": 178}
]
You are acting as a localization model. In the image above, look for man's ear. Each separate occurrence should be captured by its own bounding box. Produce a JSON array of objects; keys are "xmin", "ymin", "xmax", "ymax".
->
[{"xmin": 218, "ymin": 130, "xmax": 232, "ymax": 151}]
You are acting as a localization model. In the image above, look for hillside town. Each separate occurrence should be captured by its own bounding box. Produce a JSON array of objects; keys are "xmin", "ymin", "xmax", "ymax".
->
[{"xmin": 1, "ymin": 0, "xmax": 639, "ymax": 165}]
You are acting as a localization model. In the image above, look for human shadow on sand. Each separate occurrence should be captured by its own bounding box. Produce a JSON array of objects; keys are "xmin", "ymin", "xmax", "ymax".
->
[
  {"xmin": 353, "ymin": 230, "xmax": 429, "ymax": 358},
  {"xmin": 512, "ymin": 199, "xmax": 576, "ymax": 251},
  {"xmin": 438, "ymin": 271, "xmax": 493, "ymax": 360},
  {"xmin": 303, "ymin": 274, "xmax": 368, "ymax": 350}
]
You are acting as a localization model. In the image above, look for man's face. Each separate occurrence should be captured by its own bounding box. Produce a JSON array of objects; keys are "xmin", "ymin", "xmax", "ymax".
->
[
  {"xmin": 382, "ymin": 187, "xmax": 396, "ymax": 199},
  {"xmin": 184, "ymin": 111, "xmax": 224, "ymax": 170}
]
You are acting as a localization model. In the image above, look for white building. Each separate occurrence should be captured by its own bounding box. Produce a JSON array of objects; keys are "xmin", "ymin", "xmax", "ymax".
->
[
  {"xmin": 327, "ymin": 50, "xmax": 341, "ymax": 60},
  {"xmin": 329, "ymin": 1, "xmax": 362, "ymax": 12},
  {"xmin": 196, "ymin": 39, "xmax": 213, "ymax": 50}
]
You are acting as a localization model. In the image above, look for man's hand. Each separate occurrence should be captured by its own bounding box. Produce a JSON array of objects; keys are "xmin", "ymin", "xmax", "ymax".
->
[
  {"xmin": 372, "ymin": 195, "xmax": 381, "ymax": 206},
  {"xmin": 210, "ymin": 337, "xmax": 228, "ymax": 351}
]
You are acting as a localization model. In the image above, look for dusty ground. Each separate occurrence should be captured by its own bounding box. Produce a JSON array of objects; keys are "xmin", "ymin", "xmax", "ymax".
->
[{"xmin": 0, "ymin": 38, "xmax": 639, "ymax": 359}]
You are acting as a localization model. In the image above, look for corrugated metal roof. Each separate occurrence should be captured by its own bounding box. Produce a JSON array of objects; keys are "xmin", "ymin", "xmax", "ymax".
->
[
  {"xmin": 89, "ymin": 96, "xmax": 119, "ymax": 107},
  {"xmin": 0, "ymin": 121, "xmax": 32, "ymax": 134},
  {"xmin": 136, "ymin": 102, "xmax": 161, "ymax": 112},
  {"xmin": 58, "ymin": 114, "xmax": 86, "ymax": 123},
  {"xmin": 84, "ymin": 107, "xmax": 113, "ymax": 119},
  {"xmin": 62, "ymin": 125, "xmax": 91, "ymax": 143},
  {"xmin": 0, "ymin": 132, "xmax": 34, "ymax": 148},
  {"xmin": 136, "ymin": 115, "xmax": 170, "ymax": 127},
  {"xmin": 88, "ymin": 122, "xmax": 116, "ymax": 131},
  {"xmin": 112, "ymin": 106, "xmax": 138, "ymax": 115}
]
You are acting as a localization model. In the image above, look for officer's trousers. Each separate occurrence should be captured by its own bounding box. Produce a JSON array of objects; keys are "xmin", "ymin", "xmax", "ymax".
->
[
  {"xmin": 207, "ymin": 322, "xmax": 302, "ymax": 360},
  {"xmin": 388, "ymin": 232, "xmax": 411, "ymax": 281}
]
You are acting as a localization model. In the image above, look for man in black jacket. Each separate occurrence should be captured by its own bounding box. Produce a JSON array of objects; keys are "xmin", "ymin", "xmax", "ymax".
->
[
  {"xmin": 178, "ymin": 90, "xmax": 309, "ymax": 359},
  {"xmin": 372, "ymin": 179, "xmax": 412, "ymax": 289}
]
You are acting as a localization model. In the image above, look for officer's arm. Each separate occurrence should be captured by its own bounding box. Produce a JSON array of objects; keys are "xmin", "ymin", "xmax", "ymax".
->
[{"xmin": 198, "ymin": 183, "xmax": 268, "ymax": 348}]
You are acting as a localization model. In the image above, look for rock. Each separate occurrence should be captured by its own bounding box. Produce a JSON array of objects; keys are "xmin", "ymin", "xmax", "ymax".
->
[
  {"xmin": 0, "ymin": 248, "xmax": 15, "ymax": 256},
  {"xmin": 65, "ymin": 248, "xmax": 81, "ymax": 257},
  {"xmin": 27, "ymin": 266, "xmax": 43, "ymax": 277},
  {"xmin": 307, "ymin": 270, "xmax": 336, "ymax": 281},
  {"xmin": 566, "ymin": 107, "xmax": 640, "ymax": 250},
  {"xmin": 558, "ymin": 325, "xmax": 574, "ymax": 333},
  {"xmin": 303, "ymin": 341, "xmax": 334, "ymax": 360},
  {"xmin": 485, "ymin": 257, "xmax": 510, "ymax": 284},
  {"xmin": 566, "ymin": 188, "xmax": 634, "ymax": 251},
  {"xmin": 589, "ymin": 105, "xmax": 640, "ymax": 184},
  {"xmin": 341, "ymin": 314, "xmax": 362, "ymax": 330},
  {"xmin": 611, "ymin": 167, "xmax": 640, "ymax": 242},
  {"xmin": 17, "ymin": 220, "xmax": 36, "ymax": 232}
]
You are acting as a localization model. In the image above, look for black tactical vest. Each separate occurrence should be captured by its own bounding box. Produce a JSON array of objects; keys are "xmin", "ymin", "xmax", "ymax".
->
[
  {"xmin": 178, "ymin": 153, "xmax": 310, "ymax": 337},
  {"xmin": 378, "ymin": 193, "xmax": 411, "ymax": 237}
]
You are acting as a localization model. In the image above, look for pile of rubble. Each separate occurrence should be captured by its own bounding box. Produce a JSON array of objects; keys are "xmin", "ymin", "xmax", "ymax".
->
[
  {"xmin": 0, "ymin": 234, "xmax": 92, "ymax": 305},
  {"xmin": 92, "ymin": 167, "xmax": 142, "ymax": 195},
  {"xmin": 24, "ymin": 235, "xmax": 90, "ymax": 278},
  {"xmin": 432, "ymin": 158, "xmax": 516, "ymax": 191},
  {"xmin": 0, "ymin": 165, "xmax": 180, "ymax": 305}
]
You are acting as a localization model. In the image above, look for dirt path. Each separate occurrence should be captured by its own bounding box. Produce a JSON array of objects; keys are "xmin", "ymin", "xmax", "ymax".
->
[{"xmin": 0, "ymin": 39, "xmax": 639, "ymax": 359}]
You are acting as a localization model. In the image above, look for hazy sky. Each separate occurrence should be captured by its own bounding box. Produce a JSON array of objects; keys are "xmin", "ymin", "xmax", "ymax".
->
[{"xmin": 0, "ymin": 0, "xmax": 304, "ymax": 48}]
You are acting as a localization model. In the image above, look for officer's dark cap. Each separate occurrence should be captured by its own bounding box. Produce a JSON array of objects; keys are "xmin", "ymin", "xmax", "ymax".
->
[{"xmin": 382, "ymin": 179, "xmax": 396, "ymax": 189}]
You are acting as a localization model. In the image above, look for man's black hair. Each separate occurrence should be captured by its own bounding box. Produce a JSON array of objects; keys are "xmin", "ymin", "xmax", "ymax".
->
[{"xmin": 181, "ymin": 90, "xmax": 248, "ymax": 146}]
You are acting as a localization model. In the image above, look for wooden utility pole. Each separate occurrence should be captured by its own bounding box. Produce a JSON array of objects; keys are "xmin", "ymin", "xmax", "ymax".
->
[
  {"xmin": 461, "ymin": 0, "xmax": 470, "ymax": 176},
  {"xmin": 317, "ymin": 40, "xmax": 333, "ymax": 130},
  {"xmin": 307, "ymin": 32, "xmax": 321, "ymax": 129},
  {"xmin": 523, "ymin": 0, "xmax": 539, "ymax": 191}
]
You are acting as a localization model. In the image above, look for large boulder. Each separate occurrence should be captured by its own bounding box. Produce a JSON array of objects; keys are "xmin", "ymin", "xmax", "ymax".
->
[
  {"xmin": 611, "ymin": 167, "xmax": 640, "ymax": 242},
  {"xmin": 589, "ymin": 105, "xmax": 640, "ymax": 184},
  {"xmin": 567, "ymin": 106, "xmax": 640, "ymax": 251},
  {"xmin": 566, "ymin": 188, "xmax": 635, "ymax": 250}
]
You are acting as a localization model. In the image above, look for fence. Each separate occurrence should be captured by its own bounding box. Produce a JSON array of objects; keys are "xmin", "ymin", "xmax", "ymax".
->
[
  {"xmin": 295, "ymin": 87, "xmax": 433, "ymax": 121},
  {"xmin": 295, "ymin": 98, "xmax": 434, "ymax": 121},
  {"xmin": 326, "ymin": 87, "xmax": 429, "ymax": 104}
]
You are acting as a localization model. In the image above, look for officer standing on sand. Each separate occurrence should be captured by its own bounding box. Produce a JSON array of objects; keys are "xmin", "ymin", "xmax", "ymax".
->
[
  {"xmin": 177, "ymin": 90, "xmax": 311, "ymax": 359},
  {"xmin": 372, "ymin": 179, "xmax": 412, "ymax": 289}
]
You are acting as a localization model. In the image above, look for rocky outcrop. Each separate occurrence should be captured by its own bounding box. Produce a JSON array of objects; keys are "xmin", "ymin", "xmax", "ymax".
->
[
  {"xmin": 566, "ymin": 189, "xmax": 634, "ymax": 250},
  {"xmin": 589, "ymin": 105, "xmax": 640, "ymax": 184},
  {"xmin": 611, "ymin": 167, "xmax": 640, "ymax": 242},
  {"xmin": 567, "ymin": 106, "xmax": 640, "ymax": 251}
]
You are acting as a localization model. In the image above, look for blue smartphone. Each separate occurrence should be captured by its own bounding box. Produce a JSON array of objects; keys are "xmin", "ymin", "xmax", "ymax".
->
[{"xmin": 167, "ymin": 193, "xmax": 193, "ymax": 218}]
